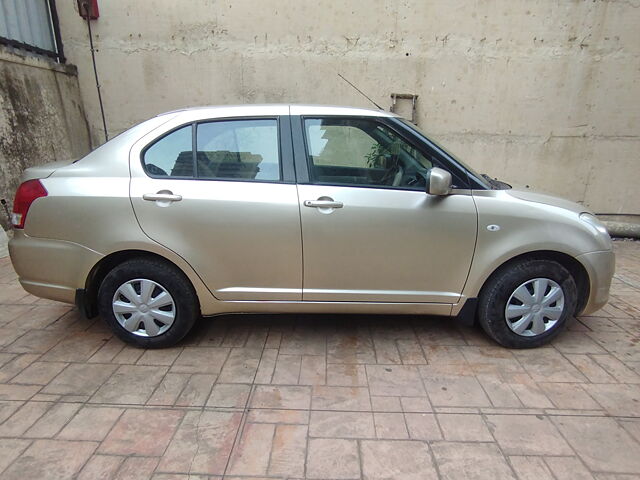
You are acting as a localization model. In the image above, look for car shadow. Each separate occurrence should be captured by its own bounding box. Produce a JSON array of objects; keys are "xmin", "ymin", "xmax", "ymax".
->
[{"xmin": 181, "ymin": 312, "xmax": 491, "ymax": 349}]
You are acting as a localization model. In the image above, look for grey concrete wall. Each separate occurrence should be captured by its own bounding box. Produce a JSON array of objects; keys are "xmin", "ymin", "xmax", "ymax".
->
[
  {"xmin": 57, "ymin": 0, "xmax": 639, "ymax": 213},
  {"xmin": 0, "ymin": 47, "xmax": 91, "ymax": 231}
]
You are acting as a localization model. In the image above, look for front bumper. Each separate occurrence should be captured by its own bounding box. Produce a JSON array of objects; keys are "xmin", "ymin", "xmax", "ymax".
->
[
  {"xmin": 9, "ymin": 230, "xmax": 103, "ymax": 304},
  {"xmin": 576, "ymin": 249, "xmax": 615, "ymax": 315}
]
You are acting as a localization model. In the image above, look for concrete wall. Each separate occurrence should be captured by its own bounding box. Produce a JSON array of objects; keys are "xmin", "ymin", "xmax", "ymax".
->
[
  {"xmin": 0, "ymin": 47, "xmax": 91, "ymax": 231},
  {"xmin": 57, "ymin": 0, "xmax": 639, "ymax": 213}
]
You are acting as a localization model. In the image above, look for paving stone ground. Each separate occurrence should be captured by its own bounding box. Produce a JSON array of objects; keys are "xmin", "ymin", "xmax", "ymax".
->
[{"xmin": 0, "ymin": 240, "xmax": 639, "ymax": 479}]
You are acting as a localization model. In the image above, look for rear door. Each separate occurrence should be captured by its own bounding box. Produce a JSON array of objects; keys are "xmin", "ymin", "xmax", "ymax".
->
[{"xmin": 129, "ymin": 109, "xmax": 302, "ymax": 301}]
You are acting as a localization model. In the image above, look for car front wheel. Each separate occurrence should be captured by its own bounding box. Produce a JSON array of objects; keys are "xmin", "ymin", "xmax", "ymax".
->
[
  {"xmin": 97, "ymin": 258, "xmax": 199, "ymax": 348},
  {"xmin": 477, "ymin": 258, "xmax": 578, "ymax": 348}
]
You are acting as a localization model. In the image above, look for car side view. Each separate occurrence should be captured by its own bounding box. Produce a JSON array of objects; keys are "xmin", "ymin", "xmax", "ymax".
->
[{"xmin": 9, "ymin": 105, "xmax": 615, "ymax": 348}]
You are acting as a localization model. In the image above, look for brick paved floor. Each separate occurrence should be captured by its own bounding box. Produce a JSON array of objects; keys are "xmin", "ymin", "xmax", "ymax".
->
[{"xmin": 0, "ymin": 241, "xmax": 639, "ymax": 479}]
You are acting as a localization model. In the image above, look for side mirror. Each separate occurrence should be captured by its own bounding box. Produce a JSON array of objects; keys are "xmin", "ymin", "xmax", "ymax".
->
[{"xmin": 426, "ymin": 167, "xmax": 452, "ymax": 195}]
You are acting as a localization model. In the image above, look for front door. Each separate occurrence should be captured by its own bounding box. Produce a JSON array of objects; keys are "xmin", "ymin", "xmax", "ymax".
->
[
  {"xmin": 294, "ymin": 116, "xmax": 477, "ymax": 303},
  {"xmin": 129, "ymin": 113, "xmax": 302, "ymax": 301}
]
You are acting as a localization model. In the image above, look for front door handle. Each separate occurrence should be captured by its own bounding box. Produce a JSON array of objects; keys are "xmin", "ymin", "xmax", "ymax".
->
[
  {"xmin": 143, "ymin": 192, "xmax": 182, "ymax": 202},
  {"xmin": 304, "ymin": 200, "xmax": 344, "ymax": 209}
]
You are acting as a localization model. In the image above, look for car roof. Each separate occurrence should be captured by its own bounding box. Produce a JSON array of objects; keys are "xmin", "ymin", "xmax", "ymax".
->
[{"xmin": 158, "ymin": 104, "xmax": 398, "ymax": 119}]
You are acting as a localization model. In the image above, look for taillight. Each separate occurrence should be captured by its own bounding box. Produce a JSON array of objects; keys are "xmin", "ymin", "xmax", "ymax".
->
[{"xmin": 11, "ymin": 179, "xmax": 48, "ymax": 229}]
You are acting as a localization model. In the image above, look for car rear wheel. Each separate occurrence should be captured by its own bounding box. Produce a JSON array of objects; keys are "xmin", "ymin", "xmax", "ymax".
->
[
  {"xmin": 98, "ymin": 258, "xmax": 199, "ymax": 348},
  {"xmin": 477, "ymin": 259, "xmax": 577, "ymax": 348}
]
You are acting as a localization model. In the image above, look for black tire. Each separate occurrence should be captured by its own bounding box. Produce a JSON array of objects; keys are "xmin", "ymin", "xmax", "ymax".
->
[
  {"xmin": 97, "ymin": 257, "xmax": 199, "ymax": 348},
  {"xmin": 477, "ymin": 258, "xmax": 577, "ymax": 349}
]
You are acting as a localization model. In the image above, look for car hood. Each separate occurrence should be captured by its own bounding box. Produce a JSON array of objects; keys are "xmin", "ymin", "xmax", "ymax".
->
[{"xmin": 507, "ymin": 189, "xmax": 588, "ymax": 214}]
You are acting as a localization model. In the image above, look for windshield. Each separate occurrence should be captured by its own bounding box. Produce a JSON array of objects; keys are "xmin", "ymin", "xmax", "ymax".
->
[{"xmin": 398, "ymin": 118, "xmax": 493, "ymax": 189}]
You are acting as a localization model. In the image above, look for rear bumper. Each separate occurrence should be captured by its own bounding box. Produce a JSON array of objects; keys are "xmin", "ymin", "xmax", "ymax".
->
[
  {"xmin": 577, "ymin": 249, "xmax": 615, "ymax": 315},
  {"xmin": 9, "ymin": 231, "xmax": 103, "ymax": 304}
]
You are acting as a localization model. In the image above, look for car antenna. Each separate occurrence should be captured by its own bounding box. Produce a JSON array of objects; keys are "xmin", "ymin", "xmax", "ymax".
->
[{"xmin": 337, "ymin": 73, "xmax": 383, "ymax": 110}]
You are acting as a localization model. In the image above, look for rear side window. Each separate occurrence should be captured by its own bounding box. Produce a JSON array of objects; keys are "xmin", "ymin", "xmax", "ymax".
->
[
  {"xmin": 196, "ymin": 119, "xmax": 280, "ymax": 181},
  {"xmin": 143, "ymin": 125, "xmax": 193, "ymax": 177},
  {"xmin": 142, "ymin": 119, "xmax": 281, "ymax": 181}
]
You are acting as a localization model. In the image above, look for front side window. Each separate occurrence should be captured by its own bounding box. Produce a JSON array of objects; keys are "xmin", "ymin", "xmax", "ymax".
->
[
  {"xmin": 196, "ymin": 119, "xmax": 280, "ymax": 181},
  {"xmin": 304, "ymin": 118, "xmax": 436, "ymax": 189}
]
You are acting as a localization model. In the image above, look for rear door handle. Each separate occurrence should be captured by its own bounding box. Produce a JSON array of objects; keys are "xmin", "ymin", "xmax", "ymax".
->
[
  {"xmin": 304, "ymin": 200, "xmax": 344, "ymax": 209},
  {"xmin": 143, "ymin": 192, "xmax": 182, "ymax": 202}
]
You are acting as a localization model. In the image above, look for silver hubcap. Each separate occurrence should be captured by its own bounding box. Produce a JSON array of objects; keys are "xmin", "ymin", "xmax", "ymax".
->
[
  {"xmin": 505, "ymin": 278, "xmax": 564, "ymax": 337},
  {"xmin": 112, "ymin": 279, "xmax": 175, "ymax": 337}
]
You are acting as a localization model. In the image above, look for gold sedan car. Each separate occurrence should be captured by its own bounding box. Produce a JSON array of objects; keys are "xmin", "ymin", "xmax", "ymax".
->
[{"xmin": 9, "ymin": 105, "xmax": 614, "ymax": 348}]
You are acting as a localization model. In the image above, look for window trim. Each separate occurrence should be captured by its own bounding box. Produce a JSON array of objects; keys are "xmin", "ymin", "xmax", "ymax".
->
[
  {"xmin": 296, "ymin": 115, "xmax": 473, "ymax": 191},
  {"xmin": 140, "ymin": 116, "xmax": 292, "ymax": 184}
]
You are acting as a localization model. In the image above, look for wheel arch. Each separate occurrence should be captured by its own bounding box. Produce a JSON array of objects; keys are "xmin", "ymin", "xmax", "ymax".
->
[
  {"xmin": 477, "ymin": 250, "xmax": 590, "ymax": 316},
  {"xmin": 80, "ymin": 249, "xmax": 201, "ymax": 318}
]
